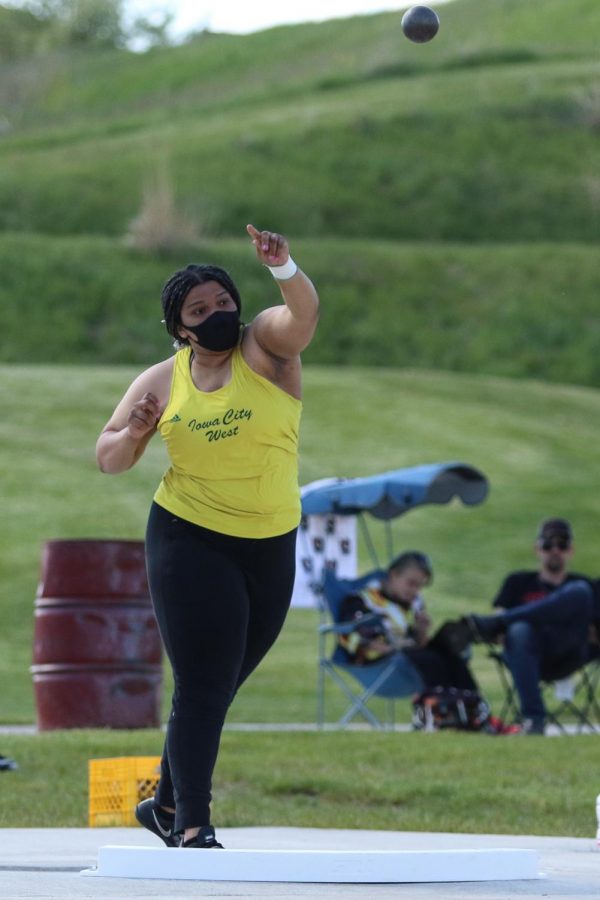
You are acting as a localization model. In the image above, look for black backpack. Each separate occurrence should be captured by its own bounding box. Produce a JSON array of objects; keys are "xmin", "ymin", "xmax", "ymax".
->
[{"xmin": 412, "ymin": 687, "xmax": 491, "ymax": 732}]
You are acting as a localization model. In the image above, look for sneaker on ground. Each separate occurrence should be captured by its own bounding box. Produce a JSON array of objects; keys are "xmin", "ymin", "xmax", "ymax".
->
[
  {"xmin": 0, "ymin": 755, "xmax": 18, "ymax": 771},
  {"xmin": 135, "ymin": 797, "xmax": 179, "ymax": 847},
  {"xmin": 181, "ymin": 825, "xmax": 224, "ymax": 849}
]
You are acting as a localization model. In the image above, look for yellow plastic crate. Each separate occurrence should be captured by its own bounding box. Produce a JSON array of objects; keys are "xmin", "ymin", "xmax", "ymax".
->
[{"xmin": 88, "ymin": 756, "xmax": 161, "ymax": 827}]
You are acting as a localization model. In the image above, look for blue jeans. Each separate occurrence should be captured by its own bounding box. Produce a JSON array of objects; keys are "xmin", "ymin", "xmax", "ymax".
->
[{"xmin": 500, "ymin": 580, "xmax": 595, "ymax": 720}]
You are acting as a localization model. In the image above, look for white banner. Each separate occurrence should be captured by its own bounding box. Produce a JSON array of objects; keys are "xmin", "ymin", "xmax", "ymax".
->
[{"xmin": 291, "ymin": 513, "xmax": 357, "ymax": 608}]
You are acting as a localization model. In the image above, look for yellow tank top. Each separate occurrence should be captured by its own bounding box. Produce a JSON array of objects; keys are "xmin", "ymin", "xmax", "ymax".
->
[{"xmin": 154, "ymin": 344, "xmax": 302, "ymax": 538}]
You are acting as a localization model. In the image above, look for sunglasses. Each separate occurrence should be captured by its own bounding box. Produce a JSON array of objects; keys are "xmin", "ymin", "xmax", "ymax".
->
[{"xmin": 540, "ymin": 539, "xmax": 570, "ymax": 551}]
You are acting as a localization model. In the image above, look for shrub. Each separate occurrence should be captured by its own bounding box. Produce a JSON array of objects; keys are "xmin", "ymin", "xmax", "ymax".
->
[{"xmin": 123, "ymin": 161, "xmax": 203, "ymax": 254}]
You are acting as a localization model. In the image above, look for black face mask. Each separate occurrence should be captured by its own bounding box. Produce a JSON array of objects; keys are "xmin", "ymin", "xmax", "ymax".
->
[{"xmin": 184, "ymin": 310, "xmax": 241, "ymax": 351}]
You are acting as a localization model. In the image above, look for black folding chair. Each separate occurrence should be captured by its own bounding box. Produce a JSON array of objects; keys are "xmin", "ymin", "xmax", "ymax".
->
[
  {"xmin": 548, "ymin": 658, "xmax": 600, "ymax": 732},
  {"xmin": 489, "ymin": 650, "xmax": 600, "ymax": 734}
]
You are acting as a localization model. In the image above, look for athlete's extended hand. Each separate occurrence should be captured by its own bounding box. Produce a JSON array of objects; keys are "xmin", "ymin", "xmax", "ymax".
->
[
  {"xmin": 246, "ymin": 224, "xmax": 289, "ymax": 266},
  {"xmin": 127, "ymin": 392, "xmax": 160, "ymax": 439}
]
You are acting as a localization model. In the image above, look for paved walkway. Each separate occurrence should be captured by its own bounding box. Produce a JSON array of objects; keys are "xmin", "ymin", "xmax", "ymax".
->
[
  {"xmin": 0, "ymin": 827, "xmax": 598, "ymax": 898},
  {"xmin": 2, "ymin": 722, "xmax": 599, "ymax": 734}
]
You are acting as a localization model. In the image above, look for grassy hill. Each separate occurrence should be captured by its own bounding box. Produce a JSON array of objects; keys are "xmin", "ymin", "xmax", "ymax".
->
[
  {"xmin": 2, "ymin": 363, "xmax": 599, "ymax": 724},
  {"xmin": 1, "ymin": 233, "xmax": 599, "ymax": 386},
  {"xmin": 0, "ymin": 0, "xmax": 599, "ymax": 381},
  {"xmin": 1, "ymin": 1, "xmax": 600, "ymax": 242}
]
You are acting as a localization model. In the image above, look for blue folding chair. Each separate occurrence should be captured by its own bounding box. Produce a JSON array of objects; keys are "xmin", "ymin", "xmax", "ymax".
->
[
  {"xmin": 305, "ymin": 462, "xmax": 490, "ymax": 729},
  {"xmin": 317, "ymin": 568, "xmax": 425, "ymax": 729}
]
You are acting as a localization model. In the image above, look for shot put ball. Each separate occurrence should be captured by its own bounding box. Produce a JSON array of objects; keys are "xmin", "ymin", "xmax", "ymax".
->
[{"xmin": 401, "ymin": 6, "xmax": 440, "ymax": 43}]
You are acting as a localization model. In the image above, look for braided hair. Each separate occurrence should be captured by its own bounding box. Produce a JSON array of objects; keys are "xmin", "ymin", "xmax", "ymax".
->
[{"xmin": 161, "ymin": 264, "xmax": 242, "ymax": 348}]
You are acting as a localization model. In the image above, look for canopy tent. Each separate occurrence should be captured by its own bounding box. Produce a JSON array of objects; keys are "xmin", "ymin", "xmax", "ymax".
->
[
  {"xmin": 295, "ymin": 463, "xmax": 489, "ymax": 595},
  {"xmin": 301, "ymin": 462, "xmax": 489, "ymax": 521}
]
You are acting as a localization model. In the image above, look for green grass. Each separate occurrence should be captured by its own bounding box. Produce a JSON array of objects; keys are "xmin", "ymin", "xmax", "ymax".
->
[
  {"xmin": 4, "ymin": 1, "xmax": 600, "ymax": 131},
  {"xmin": 2, "ymin": 2, "xmax": 600, "ymax": 388},
  {"xmin": 1, "ymin": 361, "xmax": 599, "ymax": 835},
  {"xmin": 2, "ymin": 56, "xmax": 599, "ymax": 242},
  {"xmin": 2, "ymin": 363, "xmax": 600, "ymax": 725},
  {"xmin": 2, "ymin": 234, "xmax": 600, "ymax": 388},
  {"xmin": 1, "ymin": 729, "xmax": 598, "ymax": 836}
]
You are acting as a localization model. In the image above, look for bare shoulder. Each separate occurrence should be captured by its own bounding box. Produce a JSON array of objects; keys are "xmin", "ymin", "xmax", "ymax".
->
[
  {"xmin": 241, "ymin": 319, "xmax": 302, "ymax": 399},
  {"xmin": 126, "ymin": 356, "xmax": 175, "ymax": 407},
  {"xmin": 142, "ymin": 356, "xmax": 176, "ymax": 400},
  {"xmin": 103, "ymin": 355, "xmax": 176, "ymax": 432}
]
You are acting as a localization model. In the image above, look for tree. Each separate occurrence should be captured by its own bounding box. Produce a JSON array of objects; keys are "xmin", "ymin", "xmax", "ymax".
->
[
  {"xmin": 0, "ymin": 5, "xmax": 47, "ymax": 61},
  {"xmin": 22, "ymin": 0, "xmax": 126, "ymax": 48},
  {"xmin": 0, "ymin": 0, "xmax": 175, "ymax": 55},
  {"xmin": 64, "ymin": 0, "xmax": 124, "ymax": 47},
  {"xmin": 129, "ymin": 8, "xmax": 174, "ymax": 50}
]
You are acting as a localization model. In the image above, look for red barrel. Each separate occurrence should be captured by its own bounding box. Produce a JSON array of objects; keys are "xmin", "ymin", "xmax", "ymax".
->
[{"xmin": 31, "ymin": 540, "xmax": 162, "ymax": 730}]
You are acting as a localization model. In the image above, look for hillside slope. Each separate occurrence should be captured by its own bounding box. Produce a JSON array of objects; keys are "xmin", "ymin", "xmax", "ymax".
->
[
  {"xmin": 0, "ymin": 1, "xmax": 599, "ymax": 242},
  {"xmin": 0, "ymin": 1, "xmax": 598, "ymax": 378},
  {"xmin": 1, "ymin": 232, "xmax": 599, "ymax": 386}
]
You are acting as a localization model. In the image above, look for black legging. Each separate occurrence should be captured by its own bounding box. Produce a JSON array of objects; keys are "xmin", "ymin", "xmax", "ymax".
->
[{"xmin": 145, "ymin": 501, "xmax": 297, "ymax": 833}]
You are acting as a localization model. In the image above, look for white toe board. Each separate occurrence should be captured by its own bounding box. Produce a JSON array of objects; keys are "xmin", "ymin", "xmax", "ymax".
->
[{"xmin": 82, "ymin": 845, "xmax": 540, "ymax": 883}]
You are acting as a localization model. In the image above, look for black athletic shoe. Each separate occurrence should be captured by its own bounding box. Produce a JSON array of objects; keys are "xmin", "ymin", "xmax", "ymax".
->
[
  {"xmin": 434, "ymin": 614, "xmax": 505, "ymax": 654},
  {"xmin": 135, "ymin": 798, "xmax": 178, "ymax": 847},
  {"xmin": 0, "ymin": 755, "xmax": 18, "ymax": 772},
  {"xmin": 464, "ymin": 613, "xmax": 505, "ymax": 644},
  {"xmin": 181, "ymin": 825, "xmax": 224, "ymax": 849}
]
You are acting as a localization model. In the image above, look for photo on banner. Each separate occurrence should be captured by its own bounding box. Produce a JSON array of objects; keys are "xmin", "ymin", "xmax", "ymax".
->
[{"xmin": 291, "ymin": 512, "xmax": 357, "ymax": 608}]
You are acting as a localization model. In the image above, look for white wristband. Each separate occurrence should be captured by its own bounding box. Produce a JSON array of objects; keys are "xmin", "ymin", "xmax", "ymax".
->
[{"xmin": 266, "ymin": 257, "xmax": 298, "ymax": 280}]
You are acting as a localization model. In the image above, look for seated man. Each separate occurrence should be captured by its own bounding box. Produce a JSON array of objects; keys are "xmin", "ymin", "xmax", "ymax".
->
[
  {"xmin": 442, "ymin": 518, "xmax": 600, "ymax": 734},
  {"xmin": 339, "ymin": 550, "xmax": 478, "ymax": 692}
]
